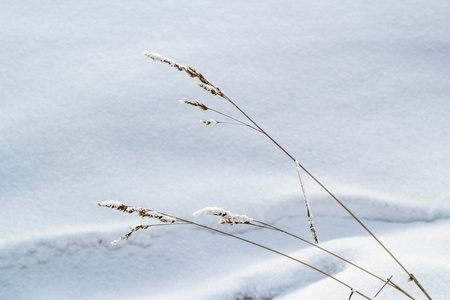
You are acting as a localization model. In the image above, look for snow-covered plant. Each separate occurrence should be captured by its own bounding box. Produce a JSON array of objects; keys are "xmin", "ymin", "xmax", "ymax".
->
[
  {"xmin": 144, "ymin": 51, "xmax": 320, "ymax": 243},
  {"xmin": 193, "ymin": 207, "xmax": 253, "ymax": 225},
  {"xmin": 98, "ymin": 53, "xmax": 432, "ymax": 300},
  {"xmin": 99, "ymin": 201, "xmax": 376, "ymax": 299},
  {"xmin": 99, "ymin": 200, "xmax": 416, "ymax": 299},
  {"xmin": 99, "ymin": 200, "xmax": 176, "ymax": 223},
  {"xmin": 142, "ymin": 52, "xmax": 432, "ymax": 299}
]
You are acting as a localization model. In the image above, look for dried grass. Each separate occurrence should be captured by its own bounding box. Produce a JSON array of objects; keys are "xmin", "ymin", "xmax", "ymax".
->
[{"xmin": 97, "ymin": 53, "xmax": 433, "ymax": 300}]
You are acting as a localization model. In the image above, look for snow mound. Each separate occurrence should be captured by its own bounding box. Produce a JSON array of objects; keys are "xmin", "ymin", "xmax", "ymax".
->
[{"xmin": 263, "ymin": 189, "xmax": 450, "ymax": 225}]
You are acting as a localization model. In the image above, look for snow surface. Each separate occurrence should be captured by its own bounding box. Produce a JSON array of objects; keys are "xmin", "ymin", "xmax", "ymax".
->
[{"xmin": 1, "ymin": 1, "xmax": 450, "ymax": 299}]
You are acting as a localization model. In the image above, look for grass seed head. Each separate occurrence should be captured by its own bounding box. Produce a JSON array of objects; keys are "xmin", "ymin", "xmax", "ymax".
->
[
  {"xmin": 200, "ymin": 119, "xmax": 218, "ymax": 125},
  {"xmin": 179, "ymin": 98, "xmax": 208, "ymax": 110}
]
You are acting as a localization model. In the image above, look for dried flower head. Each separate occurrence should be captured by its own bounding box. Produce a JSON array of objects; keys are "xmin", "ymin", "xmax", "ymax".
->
[
  {"xmin": 218, "ymin": 214, "xmax": 253, "ymax": 225},
  {"xmin": 193, "ymin": 207, "xmax": 230, "ymax": 217},
  {"xmin": 98, "ymin": 201, "xmax": 176, "ymax": 223},
  {"xmin": 194, "ymin": 81, "xmax": 222, "ymax": 96},
  {"xmin": 144, "ymin": 53, "xmax": 211, "ymax": 85},
  {"xmin": 110, "ymin": 224, "xmax": 151, "ymax": 245},
  {"xmin": 179, "ymin": 98, "xmax": 208, "ymax": 111},
  {"xmin": 143, "ymin": 52, "xmax": 187, "ymax": 71},
  {"xmin": 200, "ymin": 119, "xmax": 218, "ymax": 125},
  {"xmin": 143, "ymin": 52, "xmax": 224, "ymax": 97},
  {"xmin": 193, "ymin": 207, "xmax": 253, "ymax": 225}
]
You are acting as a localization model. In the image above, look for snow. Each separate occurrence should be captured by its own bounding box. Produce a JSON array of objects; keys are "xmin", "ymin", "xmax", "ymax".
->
[
  {"xmin": 1, "ymin": 0, "xmax": 450, "ymax": 299},
  {"xmin": 98, "ymin": 200, "xmax": 124, "ymax": 208},
  {"xmin": 193, "ymin": 207, "xmax": 253, "ymax": 225},
  {"xmin": 193, "ymin": 207, "xmax": 231, "ymax": 217}
]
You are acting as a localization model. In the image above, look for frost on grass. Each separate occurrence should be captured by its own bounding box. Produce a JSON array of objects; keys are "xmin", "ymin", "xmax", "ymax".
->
[
  {"xmin": 194, "ymin": 81, "xmax": 221, "ymax": 96},
  {"xmin": 143, "ymin": 52, "xmax": 187, "ymax": 71},
  {"xmin": 111, "ymin": 224, "xmax": 151, "ymax": 245},
  {"xmin": 295, "ymin": 160, "xmax": 319, "ymax": 244},
  {"xmin": 99, "ymin": 200, "xmax": 124, "ymax": 209},
  {"xmin": 218, "ymin": 214, "xmax": 253, "ymax": 225},
  {"xmin": 193, "ymin": 207, "xmax": 253, "ymax": 225},
  {"xmin": 179, "ymin": 98, "xmax": 208, "ymax": 111},
  {"xmin": 99, "ymin": 201, "xmax": 177, "ymax": 245},
  {"xmin": 98, "ymin": 201, "xmax": 176, "ymax": 223},
  {"xmin": 201, "ymin": 119, "xmax": 218, "ymax": 125},
  {"xmin": 193, "ymin": 207, "xmax": 230, "ymax": 217},
  {"xmin": 143, "ymin": 52, "xmax": 224, "ymax": 96}
]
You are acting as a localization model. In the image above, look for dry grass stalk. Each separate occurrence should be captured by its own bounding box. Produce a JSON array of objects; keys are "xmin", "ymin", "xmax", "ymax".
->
[
  {"xmin": 194, "ymin": 206, "xmax": 415, "ymax": 299},
  {"xmin": 295, "ymin": 160, "xmax": 319, "ymax": 244},
  {"xmin": 100, "ymin": 201, "xmax": 373, "ymax": 300},
  {"xmin": 144, "ymin": 52, "xmax": 432, "ymax": 299},
  {"xmin": 145, "ymin": 52, "xmax": 320, "ymax": 241},
  {"xmin": 374, "ymin": 276, "xmax": 393, "ymax": 298},
  {"xmin": 348, "ymin": 289, "xmax": 355, "ymax": 300}
]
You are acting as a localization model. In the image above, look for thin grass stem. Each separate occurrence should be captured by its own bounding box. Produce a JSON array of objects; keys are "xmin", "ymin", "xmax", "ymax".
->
[
  {"xmin": 198, "ymin": 72, "xmax": 428, "ymax": 298},
  {"xmin": 158, "ymin": 213, "xmax": 373, "ymax": 300},
  {"xmin": 144, "ymin": 53, "xmax": 432, "ymax": 299},
  {"xmin": 248, "ymin": 221, "xmax": 414, "ymax": 299},
  {"xmin": 224, "ymin": 94, "xmax": 429, "ymax": 298},
  {"xmin": 102, "ymin": 202, "xmax": 372, "ymax": 300},
  {"xmin": 374, "ymin": 276, "xmax": 393, "ymax": 298}
]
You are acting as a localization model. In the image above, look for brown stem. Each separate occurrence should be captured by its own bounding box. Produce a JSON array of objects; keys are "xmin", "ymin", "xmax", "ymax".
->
[
  {"xmin": 159, "ymin": 213, "xmax": 373, "ymax": 300},
  {"xmin": 253, "ymin": 221, "xmax": 415, "ymax": 300}
]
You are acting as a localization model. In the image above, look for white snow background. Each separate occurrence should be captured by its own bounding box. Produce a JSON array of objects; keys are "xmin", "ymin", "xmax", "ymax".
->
[{"xmin": 1, "ymin": 1, "xmax": 450, "ymax": 299}]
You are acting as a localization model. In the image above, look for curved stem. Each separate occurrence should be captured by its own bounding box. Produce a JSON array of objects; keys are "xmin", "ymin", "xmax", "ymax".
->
[
  {"xmin": 219, "ymin": 94, "xmax": 412, "ymax": 273},
  {"xmin": 158, "ymin": 212, "xmax": 372, "ymax": 300},
  {"xmin": 215, "ymin": 91, "xmax": 429, "ymax": 299},
  {"xmin": 145, "ymin": 54, "xmax": 432, "ymax": 299},
  {"xmin": 251, "ymin": 221, "xmax": 415, "ymax": 300}
]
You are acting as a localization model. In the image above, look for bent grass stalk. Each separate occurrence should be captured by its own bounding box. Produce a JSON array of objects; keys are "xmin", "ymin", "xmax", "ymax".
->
[
  {"xmin": 99, "ymin": 201, "xmax": 372, "ymax": 300},
  {"xmin": 143, "ymin": 52, "xmax": 432, "ymax": 299},
  {"xmin": 193, "ymin": 207, "xmax": 415, "ymax": 300}
]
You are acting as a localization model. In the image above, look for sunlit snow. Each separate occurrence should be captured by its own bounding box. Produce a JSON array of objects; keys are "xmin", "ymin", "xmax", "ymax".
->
[{"xmin": 1, "ymin": 1, "xmax": 449, "ymax": 299}]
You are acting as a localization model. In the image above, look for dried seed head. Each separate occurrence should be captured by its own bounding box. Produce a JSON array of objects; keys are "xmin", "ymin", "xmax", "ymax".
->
[
  {"xmin": 143, "ymin": 52, "xmax": 212, "ymax": 84},
  {"xmin": 193, "ymin": 207, "xmax": 253, "ymax": 225},
  {"xmin": 193, "ymin": 207, "xmax": 230, "ymax": 217},
  {"xmin": 144, "ymin": 52, "xmax": 224, "ymax": 97},
  {"xmin": 143, "ymin": 52, "xmax": 165, "ymax": 62},
  {"xmin": 143, "ymin": 52, "xmax": 187, "ymax": 71},
  {"xmin": 130, "ymin": 224, "xmax": 151, "ymax": 231},
  {"xmin": 219, "ymin": 214, "xmax": 253, "ymax": 225},
  {"xmin": 195, "ymin": 82, "xmax": 221, "ymax": 96},
  {"xmin": 185, "ymin": 66, "xmax": 198, "ymax": 78},
  {"xmin": 111, "ymin": 234, "xmax": 130, "ymax": 245},
  {"xmin": 179, "ymin": 98, "xmax": 208, "ymax": 111},
  {"xmin": 200, "ymin": 119, "xmax": 218, "ymax": 125},
  {"xmin": 110, "ymin": 224, "xmax": 152, "ymax": 245},
  {"xmin": 99, "ymin": 200, "xmax": 124, "ymax": 208},
  {"xmin": 98, "ymin": 201, "xmax": 176, "ymax": 223},
  {"xmin": 98, "ymin": 200, "xmax": 129, "ymax": 212}
]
